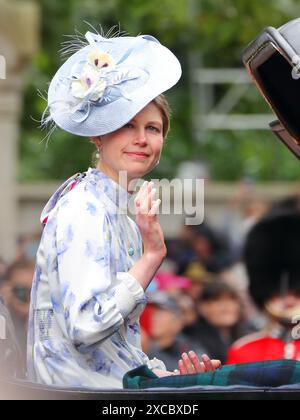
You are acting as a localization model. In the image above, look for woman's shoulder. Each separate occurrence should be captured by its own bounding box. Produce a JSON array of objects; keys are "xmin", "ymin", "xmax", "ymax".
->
[{"xmin": 55, "ymin": 180, "xmax": 106, "ymax": 219}]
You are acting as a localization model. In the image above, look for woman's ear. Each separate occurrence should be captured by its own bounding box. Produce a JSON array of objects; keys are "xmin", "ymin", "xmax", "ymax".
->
[{"xmin": 90, "ymin": 136, "xmax": 102, "ymax": 148}]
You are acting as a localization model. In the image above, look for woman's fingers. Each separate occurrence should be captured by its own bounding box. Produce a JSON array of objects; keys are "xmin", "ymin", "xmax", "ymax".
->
[
  {"xmin": 149, "ymin": 199, "xmax": 161, "ymax": 216},
  {"xmin": 201, "ymin": 354, "xmax": 215, "ymax": 372},
  {"xmin": 188, "ymin": 351, "xmax": 205, "ymax": 373},
  {"xmin": 211, "ymin": 359, "xmax": 222, "ymax": 370},
  {"xmin": 137, "ymin": 185, "xmax": 156, "ymax": 214},
  {"xmin": 134, "ymin": 181, "xmax": 148, "ymax": 207},
  {"xmin": 144, "ymin": 188, "xmax": 156, "ymax": 213},
  {"xmin": 177, "ymin": 352, "xmax": 221, "ymax": 375},
  {"xmin": 178, "ymin": 359, "xmax": 186, "ymax": 375},
  {"xmin": 181, "ymin": 353, "xmax": 197, "ymax": 374},
  {"xmin": 135, "ymin": 182, "xmax": 155, "ymax": 213}
]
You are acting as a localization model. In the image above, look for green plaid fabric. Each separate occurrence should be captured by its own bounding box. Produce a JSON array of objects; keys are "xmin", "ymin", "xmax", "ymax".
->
[{"xmin": 123, "ymin": 360, "xmax": 300, "ymax": 389}]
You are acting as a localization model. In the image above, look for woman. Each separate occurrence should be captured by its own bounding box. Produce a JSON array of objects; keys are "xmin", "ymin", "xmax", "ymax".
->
[{"xmin": 27, "ymin": 28, "xmax": 220, "ymax": 388}]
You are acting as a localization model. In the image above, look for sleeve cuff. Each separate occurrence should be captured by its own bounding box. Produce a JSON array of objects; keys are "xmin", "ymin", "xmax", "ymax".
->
[
  {"xmin": 147, "ymin": 358, "xmax": 167, "ymax": 371},
  {"xmin": 114, "ymin": 272, "xmax": 146, "ymax": 318}
]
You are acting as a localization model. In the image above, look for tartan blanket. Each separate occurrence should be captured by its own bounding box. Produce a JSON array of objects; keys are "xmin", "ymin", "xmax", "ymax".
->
[{"xmin": 123, "ymin": 360, "xmax": 300, "ymax": 389}]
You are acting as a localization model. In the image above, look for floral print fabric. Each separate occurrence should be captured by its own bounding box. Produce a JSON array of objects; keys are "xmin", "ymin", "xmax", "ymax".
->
[{"xmin": 27, "ymin": 168, "xmax": 160, "ymax": 389}]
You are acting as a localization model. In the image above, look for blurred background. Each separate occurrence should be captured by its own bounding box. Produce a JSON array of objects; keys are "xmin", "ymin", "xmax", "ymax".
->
[{"xmin": 2, "ymin": 0, "xmax": 300, "ymax": 375}]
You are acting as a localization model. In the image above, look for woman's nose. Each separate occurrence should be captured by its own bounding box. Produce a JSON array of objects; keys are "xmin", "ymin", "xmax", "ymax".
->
[{"xmin": 134, "ymin": 128, "xmax": 148, "ymax": 144}]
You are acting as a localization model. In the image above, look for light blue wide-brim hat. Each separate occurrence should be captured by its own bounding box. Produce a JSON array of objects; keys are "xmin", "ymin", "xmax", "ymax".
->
[{"xmin": 45, "ymin": 30, "xmax": 182, "ymax": 137}]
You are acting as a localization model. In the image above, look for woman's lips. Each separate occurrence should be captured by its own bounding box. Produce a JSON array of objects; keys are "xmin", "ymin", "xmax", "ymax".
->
[{"xmin": 125, "ymin": 152, "xmax": 149, "ymax": 159}]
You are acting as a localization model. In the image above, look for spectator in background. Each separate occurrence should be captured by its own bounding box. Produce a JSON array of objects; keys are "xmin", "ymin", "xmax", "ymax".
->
[
  {"xmin": 165, "ymin": 230, "xmax": 196, "ymax": 277},
  {"xmin": 140, "ymin": 271, "xmax": 191, "ymax": 353},
  {"xmin": 169, "ymin": 221, "xmax": 234, "ymax": 278},
  {"xmin": 183, "ymin": 261, "xmax": 212, "ymax": 300},
  {"xmin": 183, "ymin": 281, "xmax": 248, "ymax": 364},
  {"xmin": 147, "ymin": 291, "xmax": 206, "ymax": 371},
  {"xmin": 218, "ymin": 262, "xmax": 265, "ymax": 333},
  {"xmin": 174, "ymin": 292, "xmax": 198, "ymax": 329},
  {"xmin": 189, "ymin": 223, "xmax": 234, "ymax": 274},
  {"xmin": 228, "ymin": 209, "xmax": 300, "ymax": 364},
  {"xmin": 154, "ymin": 271, "xmax": 191, "ymax": 295},
  {"xmin": 0, "ymin": 259, "xmax": 35, "ymax": 370}
]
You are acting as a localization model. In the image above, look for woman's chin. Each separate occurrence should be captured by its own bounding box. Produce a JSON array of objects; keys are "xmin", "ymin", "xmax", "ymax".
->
[{"xmin": 124, "ymin": 166, "xmax": 151, "ymax": 179}]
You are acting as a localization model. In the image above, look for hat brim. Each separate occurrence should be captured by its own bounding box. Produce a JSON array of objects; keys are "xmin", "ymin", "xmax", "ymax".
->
[{"xmin": 48, "ymin": 35, "xmax": 181, "ymax": 136}]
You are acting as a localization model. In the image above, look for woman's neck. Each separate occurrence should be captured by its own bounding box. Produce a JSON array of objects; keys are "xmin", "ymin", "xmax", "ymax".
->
[
  {"xmin": 96, "ymin": 161, "xmax": 142, "ymax": 194},
  {"xmin": 96, "ymin": 161, "xmax": 133, "ymax": 193}
]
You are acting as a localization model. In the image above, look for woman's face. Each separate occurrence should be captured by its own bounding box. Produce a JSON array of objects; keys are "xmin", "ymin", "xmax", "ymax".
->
[{"xmin": 94, "ymin": 102, "xmax": 164, "ymax": 186}]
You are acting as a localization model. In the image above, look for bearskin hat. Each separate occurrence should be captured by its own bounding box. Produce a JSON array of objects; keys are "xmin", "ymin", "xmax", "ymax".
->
[{"xmin": 244, "ymin": 209, "xmax": 300, "ymax": 308}]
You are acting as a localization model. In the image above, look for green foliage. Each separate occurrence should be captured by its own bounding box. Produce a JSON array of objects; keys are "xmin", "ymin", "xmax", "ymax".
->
[
  {"xmin": 19, "ymin": 0, "xmax": 300, "ymax": 181},
  {"xmin": 198, "ymin": 130, "xmax": 300, "ymax": 181}
]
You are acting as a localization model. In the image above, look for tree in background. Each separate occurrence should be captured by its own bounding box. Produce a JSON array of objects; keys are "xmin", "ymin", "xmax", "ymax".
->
[{"xmin": 20, "ymin": 0, "xmax": 300, "ymax": 182}]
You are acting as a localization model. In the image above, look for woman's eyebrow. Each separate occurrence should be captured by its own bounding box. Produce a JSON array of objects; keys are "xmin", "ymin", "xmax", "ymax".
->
[
  {"xmin": 131, "ymin": 118, "xmax": 162, "ymax": 126},
  {"xmin": 148, "ymin": 120, "xmax": 162, "ymax": 125}
]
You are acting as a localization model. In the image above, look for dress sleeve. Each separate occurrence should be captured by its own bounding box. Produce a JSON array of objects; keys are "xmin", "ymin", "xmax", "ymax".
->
[{"xmin": 53, "ymin": 195, "xmax": 145, "ymax": 347}]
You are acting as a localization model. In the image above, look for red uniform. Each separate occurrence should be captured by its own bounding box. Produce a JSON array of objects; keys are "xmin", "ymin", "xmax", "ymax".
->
[{"xmin": 227, "ymin": 330, "xmax": 300, "ymax": 365}]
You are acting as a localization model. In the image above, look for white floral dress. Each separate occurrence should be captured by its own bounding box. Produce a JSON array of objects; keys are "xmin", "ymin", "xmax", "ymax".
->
[{"xmin": 27, "ymin": 168, "xmax": 165, "ymax": 389}]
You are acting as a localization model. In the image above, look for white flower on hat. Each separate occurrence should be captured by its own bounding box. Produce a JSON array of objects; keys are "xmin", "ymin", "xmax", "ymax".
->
[
  {"xmin": 87, "ymin": 49, "xmax": 116, "ymax": 71},
  {"xmin": 70, "ymin": 48, "xmax": 116, "ymax": 102},
  {"xmin": 71, "ymin": 66, "xmax": 107, "ymax": 101}
]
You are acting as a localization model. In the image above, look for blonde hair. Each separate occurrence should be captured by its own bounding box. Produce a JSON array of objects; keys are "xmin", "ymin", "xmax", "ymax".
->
[{"xmin": 152, "ymin": 94, "xmax": 171, "ymax": 138}]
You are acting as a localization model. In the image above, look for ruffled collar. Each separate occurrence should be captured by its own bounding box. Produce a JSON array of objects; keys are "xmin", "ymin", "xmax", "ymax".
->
[{"xmin": 40, "ymin": 167, "xmax": 131, "ymax": 225}]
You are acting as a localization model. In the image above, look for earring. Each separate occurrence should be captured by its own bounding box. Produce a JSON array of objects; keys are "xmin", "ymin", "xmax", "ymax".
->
[
  {"xmin": 95, "ymin": 149, "xmax": 100, "ymax": 159},
  {"xmin": 155, "ymin": 160, "xmax": 160, "ymax": 166}
]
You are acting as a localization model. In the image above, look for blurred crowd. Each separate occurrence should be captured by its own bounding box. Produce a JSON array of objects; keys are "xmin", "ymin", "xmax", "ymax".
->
[
  {"xmin": 141, "ymin": 183, "xmax": 300, "ymax": 369},
  {"xmin": 1, "ymin": 183, "xmax": 300, "ymax": 379},
  {"xmin": 0, "ymin": 233, "xmax": 39, "ymax": 377}
]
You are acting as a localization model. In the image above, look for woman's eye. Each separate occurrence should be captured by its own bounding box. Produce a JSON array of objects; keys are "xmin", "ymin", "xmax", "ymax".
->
[
  {"xmin": 148, "ymin": 126, "xmax": 161, "ymax": 133},
  {"xmin": 124, "ymin": 123, "xmax": 134, "ymax": 129}
]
